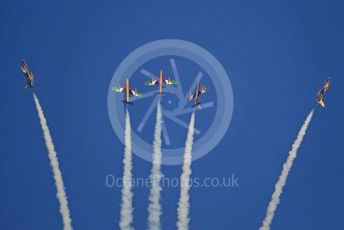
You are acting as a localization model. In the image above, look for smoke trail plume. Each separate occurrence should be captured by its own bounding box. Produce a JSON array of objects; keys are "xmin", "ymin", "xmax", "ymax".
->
[
  {"xmin": 33, "ymin": 94, "xmax": 73, "ymax": 230},
  {"xmin": 259, "ymin": 109, "xmax": 314, "ymax": 230},
  {"xmin": 119, "ymin": 109, "xmax": 134, "ymax": 230},
  {"xmin": 147, "ymin": 102, "xmax": 163, "ymax": 230},
  {"xmin": 177, "ymin": 112, "xmax": 195, "ymax": 230}
]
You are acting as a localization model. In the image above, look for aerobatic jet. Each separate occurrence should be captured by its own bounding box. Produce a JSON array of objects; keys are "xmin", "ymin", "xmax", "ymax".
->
[
  {"xmin": 112, "ymin": 79, "xmax": 142, "ymax": 104},
  {"xmin": 189, "ymin": 81, "xmax": 208, "ymax": 108},
  {"xmin": 144, "ymin": 69, "xmax": 177, "ymax": 94},
  {"xmin": 20, "ymin": 59, "xmax": 34, "ymax": 89},
  {"xmin": 316, "ymin": 78, "xmax": 331, "ymax": 108}
]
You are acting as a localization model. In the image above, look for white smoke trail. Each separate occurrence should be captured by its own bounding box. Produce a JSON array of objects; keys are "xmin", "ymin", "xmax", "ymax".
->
[
  {"xmin": 177, "ymin": 112, "xmax": 195, "ymax": 230},
  {"xmin": 119, "ymin": 109, "xmax": 134, "ymax": 230},
  {"xmin": 147, "ymin": 102, "xmax": 163, "ymax": 230},
  {"xmin": 259, "ymin": 109, "xmax": 314, "ymax": 230},
  {"xmin": 33, "ymin": 94, "xmax": 73, "ymax": 230}
]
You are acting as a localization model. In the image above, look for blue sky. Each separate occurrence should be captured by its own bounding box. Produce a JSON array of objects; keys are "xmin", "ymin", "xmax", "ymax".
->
[{"xmin": 1, "ymin": 0, "xmax": 344, "ymax": 229}]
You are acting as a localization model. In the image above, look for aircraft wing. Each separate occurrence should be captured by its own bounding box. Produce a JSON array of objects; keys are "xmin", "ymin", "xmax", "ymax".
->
[
  {"xmin": 112, "ymin": 86, "xmax": 125, "ymax": 93},
  {"xmin": 144, "ymin": 79, "xmax": 158, "ymax": 86},
  {"xmin": 164, "ymin": 79, "xmax": 177, "ymax": 85},
  {"xmin": 130, "ymin": 89, "xmax": 143, "ymax": 97},
  {"xmin": 200, "ymin": 86, "xmax": 208, "ymax": 94}
]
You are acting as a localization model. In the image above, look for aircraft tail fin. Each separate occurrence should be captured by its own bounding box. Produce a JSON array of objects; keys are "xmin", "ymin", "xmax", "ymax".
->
[
  {"xmin": 121, "ymin": 100, "xmax": 133, "ymax": 105},
  {"xmin": 192, "ymin": 101, "xmax": 201, "ymax": 108}
]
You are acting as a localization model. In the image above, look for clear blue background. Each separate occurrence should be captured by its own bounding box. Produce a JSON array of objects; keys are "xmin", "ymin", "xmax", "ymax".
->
[{"xmin": 1, "ymin": 0, "xmax": 343, "ymax": 229}]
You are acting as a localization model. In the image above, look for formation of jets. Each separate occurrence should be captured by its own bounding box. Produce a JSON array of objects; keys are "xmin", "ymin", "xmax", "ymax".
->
[
  {"xmin": 112, "ymin": 68, "xmax": 209, "ymax": 108},
  {"xmin": 21, "ymin": 59, "xmax": 34, "ymax": 89},
  {"xmin": 19, "ymin": 60, "xmax": 332, "ymax": 109},
  {"xmin": 316, "ymin": 78, "xmax": 331, "ymax": 108}
]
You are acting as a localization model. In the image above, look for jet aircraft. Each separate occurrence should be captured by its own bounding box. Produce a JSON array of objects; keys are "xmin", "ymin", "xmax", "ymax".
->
[
  {"xmin": 316, "ymin": 78, "xmax": 331, "ymax": 108},
  {"xmin": 144, "ymin": 69, "xmax": 177, "ymax": 94},
  {"xmin": 20, "ymin": 59, "xmax": 34, "ymax": 89},
  {"xmin": 112, "ymin": 79, "xmax": 142, "ymax": 104},
  {"xmin": 189, "ymin": 81, "xmax": 208, "ymax": 108}
]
